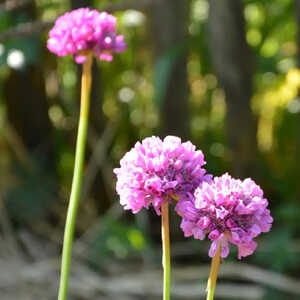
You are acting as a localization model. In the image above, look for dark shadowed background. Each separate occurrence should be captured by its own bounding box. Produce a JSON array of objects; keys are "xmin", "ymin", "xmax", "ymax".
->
[{"xmin": 0, "ymin": 0, "xmax": 300, "ymax": 299}]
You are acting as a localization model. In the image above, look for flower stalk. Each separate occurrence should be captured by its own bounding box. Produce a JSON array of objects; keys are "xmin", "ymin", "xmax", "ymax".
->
[
  {"xmin": 161, "ymin": 201, "xmax": 171, "ymax": 300},
  {"xmin": 206, "ymin": 245, "xmax": 221, "ymax": 300},
  {"xmin": 58, "ymin": 53, "xmax": 93, "ymax": 300}
]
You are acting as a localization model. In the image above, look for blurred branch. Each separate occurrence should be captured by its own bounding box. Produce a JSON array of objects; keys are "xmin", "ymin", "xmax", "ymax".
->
[
  {"xmin": 3, "ymin": 257, "xmax": 300, "ymax": 298},
  {"xmin": 0, "ymin": 0, "xmax": 152, "ymax": 42},
  {"xmin": 0, "ymin": 20, "xmax": 52, "ymax": 42},
  {"xmin": 0, "ymin": 258, "xmax": 264, "ymax": 299},
  {"xmin": 2, "ymin": 123, "xmax": 34, "ymax": 169},
  {"xmin": 0, "ymin": 0, "xmax": 33, "ymax": 12},
  {"xmin": 82, "ymin": 121, "xmax": 119, "ymax": 203},
  {"xmin": 0, "ymin": 0, "xmax": 152, "ymax": 13},
  {"xmin": 0, "ymin": 193, "xmax": 23, "ymax": 260},
  {"xmin": 219, "ymin": 263, "xmax": 300, "ymax": 295},
  {"xmin": 102, "ymin": 0, "xmax": 152, "ymax": 13}
]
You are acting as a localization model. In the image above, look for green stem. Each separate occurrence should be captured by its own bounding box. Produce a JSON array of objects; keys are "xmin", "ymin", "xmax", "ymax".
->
[
  {"xmin": 58, "ymin": 54, "xmax": 93, "ymax": 300},
  {"xmin": 206, "ymin": 245, "xmax": 221, "ymax": 300},
  {"xmin": 161, "ymin": 202, "xmax": 171, "ymax": 300}
]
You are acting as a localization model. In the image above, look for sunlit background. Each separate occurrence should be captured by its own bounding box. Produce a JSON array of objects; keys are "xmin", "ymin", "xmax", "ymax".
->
[{"xmin": 1, "ymin": 0, "xmax": 300, "ymax": 299}]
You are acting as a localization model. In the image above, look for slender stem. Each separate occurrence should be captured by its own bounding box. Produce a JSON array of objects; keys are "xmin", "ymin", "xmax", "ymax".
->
[
  {"xmin": 206, "ymin": 245, "xmax": 221, "ymax": 300},
  {"xmin": 58, "ymin": 54, "xmax": 93, "ymax": 300},
  {"xmin": 161, "ymin": 202, "xmax": 171, "ymax": 300}
]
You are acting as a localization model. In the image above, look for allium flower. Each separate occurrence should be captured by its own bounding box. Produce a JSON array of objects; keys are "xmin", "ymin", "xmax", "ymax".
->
[
  {"xmin": 47, "ymin": 8, "xmax": 126, "ymax": 63},
  {"xmin": 177, "ymin": 173, "xmax": 273, "ymax": 259},
  {"xmin": 114, "ymin": 136, "xmax": 211, "ymax": 215}
]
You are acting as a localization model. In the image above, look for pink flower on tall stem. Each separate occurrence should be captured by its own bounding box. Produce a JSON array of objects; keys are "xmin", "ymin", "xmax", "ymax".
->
[
  {"xmin": 47, "ymin": 7, "xmax": 126, "ymax": 63},
  {"xmin": 177, "ymin": 173, "xmax": 273, "ymax": 259},
  {"xmin": 114, "ymin": 136, "xmax": 211, "ymax": 215},
  {"xmin": 114, "ymin": 135, "xmax": 210, "ymax": 300},
  {"xmin": 47, "ymin": 8, "xmax": 126, "ymax": 300}
]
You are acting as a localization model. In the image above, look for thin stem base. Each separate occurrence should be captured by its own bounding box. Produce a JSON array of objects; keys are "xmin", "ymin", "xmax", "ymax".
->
[
  {"xmin": 58, "ymin": 54, "xmax": 93, "ymax": 300},
  {"xmin": 206, "ymin": 246, "xmax": 221, "ymax": 300},
  {"xmin": 161, "ymin": 202, "xmax": 171, "ymax": 300}
]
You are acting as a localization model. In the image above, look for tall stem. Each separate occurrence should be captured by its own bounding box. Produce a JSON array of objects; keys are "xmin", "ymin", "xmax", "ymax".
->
[
  {"xmin": 206, "ymin": 246, "xmax": 221, "ymax": 300},
  {"xmin": 161, "ymin": 202, "xmax": 171, "ymax": 300},
  {"xmin": 58, "ymin": 54, "xmax": 93, "ymax": 300}
]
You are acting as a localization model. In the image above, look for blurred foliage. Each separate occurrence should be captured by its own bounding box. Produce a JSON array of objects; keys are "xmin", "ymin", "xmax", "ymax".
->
[
  {"xmin": 0, "ymin": 0, "xmax": 300, "ymax": 298},
  {"xmin": 88, "ymin": 217, "xmax": 149, "ymax": 264}
]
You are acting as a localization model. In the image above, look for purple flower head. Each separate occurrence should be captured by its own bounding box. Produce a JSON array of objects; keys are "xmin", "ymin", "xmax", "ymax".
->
[
  {"xmin": 47, "ymin": 8, "xmax": 126, "ymax": 63},
  {"xmin": 177, "ymin": 173, "xmax": 273, "ymax": 259},
  {"xmin": 114, "ymin": 136, "xmax": 211, "ymax": 215}
]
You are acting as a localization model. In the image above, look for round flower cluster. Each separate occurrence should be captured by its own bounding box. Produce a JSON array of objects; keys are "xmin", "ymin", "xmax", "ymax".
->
[
  {"xmin": 47, "ymin": 8, "xmax": 126, "ymax": 63},
  {"xmin": 114, "ymin": 136, "xmax": 210, "ymax": 215},
  {"xmin": 176, "ymin": 173, "xmax": 273, "ymax": 259}
]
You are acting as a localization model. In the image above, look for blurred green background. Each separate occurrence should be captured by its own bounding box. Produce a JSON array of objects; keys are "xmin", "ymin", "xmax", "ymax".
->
[{"xmin": 0, "ymin": 0, "xmax": 300, "ymax": 299}]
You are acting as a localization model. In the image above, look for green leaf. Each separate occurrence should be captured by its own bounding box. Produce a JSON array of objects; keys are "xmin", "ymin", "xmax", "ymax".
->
[{"xmin": 153, "ymin": 45, "xmax": 184, "ymax": 108}]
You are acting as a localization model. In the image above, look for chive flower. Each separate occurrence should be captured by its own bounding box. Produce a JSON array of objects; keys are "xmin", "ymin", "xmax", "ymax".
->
[
  {"xmin": 176, "ymin": 173, "xmax": 273, "ymax": 259},
  {"xmin": 114, "ymin": 136, "xmax": 211, "ymax": 215},
  {"xmin": 47, "ymin": 7, "xmax": 126, "ymax": 63}
]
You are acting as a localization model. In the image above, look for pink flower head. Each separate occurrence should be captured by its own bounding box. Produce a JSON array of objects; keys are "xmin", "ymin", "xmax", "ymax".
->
[
  {"xmin": 176, "ymin": 173, "xmax": 273, "ymax": 259},
  {"xmin": 114, "ymin": 136, "xmax": 211, "ymax": 215},
  {"xmin": 47, "ymin": 8, "xmax": 126, "ymax": 63}
]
